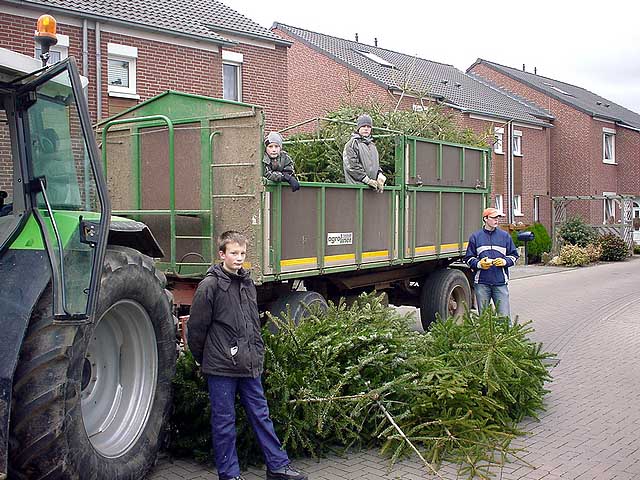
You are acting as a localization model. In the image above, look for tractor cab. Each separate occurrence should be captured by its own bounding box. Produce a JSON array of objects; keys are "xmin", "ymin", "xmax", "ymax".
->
[{"xmin": 0, "ymin": 46, "xmax": 109, "ymax": 320}]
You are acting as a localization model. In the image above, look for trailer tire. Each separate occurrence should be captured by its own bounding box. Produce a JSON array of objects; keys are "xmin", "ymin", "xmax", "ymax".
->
[
  {"xmin": 9, "ymin": 246, "xmax": 176, "ymax": 480},
  {"xmin": 419, "ymin": 269, "xmax": 471, "ymax": 331},
  {"xmin": 266, "ymin": 290, "xmax": 328, "ymax": 332}
]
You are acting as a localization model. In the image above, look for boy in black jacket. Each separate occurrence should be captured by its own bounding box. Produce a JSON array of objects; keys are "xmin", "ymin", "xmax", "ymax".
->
[{"xmin": 187, "ymin": 231, "xmax": 308, "ymax": 480}]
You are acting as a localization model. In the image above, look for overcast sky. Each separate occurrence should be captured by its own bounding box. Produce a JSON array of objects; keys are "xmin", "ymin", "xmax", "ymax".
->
[{"xmin": 223, "ymin": 0, "xmax": 640, "ymax": 114}]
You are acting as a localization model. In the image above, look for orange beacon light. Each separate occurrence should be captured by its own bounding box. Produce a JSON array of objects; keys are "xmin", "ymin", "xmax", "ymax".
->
[{"xmin": 35, "ymin": 14, "xmax": 58, "ymax": 66}]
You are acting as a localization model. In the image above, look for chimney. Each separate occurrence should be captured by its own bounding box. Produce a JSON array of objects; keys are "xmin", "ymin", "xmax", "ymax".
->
[
  {"xmin": 534, "ymin": 67, "xmax": 537, "ymax": 75},
  {"xmin": 374, "ymin": 37, "xmax": 378, "ymax": 47},
  {"xmin": 522, "ymin": 64, "xmax": 526, "ymax": 72},
  {"xmin": 355, "ymin": 33, "xmax": 359, "ymax": 42}
]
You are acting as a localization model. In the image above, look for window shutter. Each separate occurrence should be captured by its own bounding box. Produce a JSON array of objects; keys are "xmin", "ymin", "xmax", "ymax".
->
[{"xmin": 108, "ymin": 59, "xmax": 130, "ymax": 87}]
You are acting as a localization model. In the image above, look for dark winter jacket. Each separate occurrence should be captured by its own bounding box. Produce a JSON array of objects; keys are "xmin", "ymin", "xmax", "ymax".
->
[
  {"xmin": 464, "ymin": 227, "xmax": 519, "ymax": 285},
  {"xmin": 187, "ymin": 263, "xmax": 264, "ymax": 378},
  {"xmin": 263, "ymin": 150, "xmax": 295, "ymax": 182},
  {"xmin": 342, "ymin": 133, "xmax": 381, "ymax": 184}
]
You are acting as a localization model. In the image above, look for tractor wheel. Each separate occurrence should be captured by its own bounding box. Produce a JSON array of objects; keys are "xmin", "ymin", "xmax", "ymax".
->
[
  {"xmin": 9, "ymin": 246, "xmax": 176, "ymax": 480},
  {"xmin": 266, "ymin": 290, "xmax": 328, "ymax": 332},
  {"xmin": 419, "ymin": 269, "xmax": 471, "ymax": 331}
]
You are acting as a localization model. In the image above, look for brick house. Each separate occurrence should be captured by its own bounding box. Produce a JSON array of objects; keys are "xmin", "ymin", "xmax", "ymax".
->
[
  {"xmin": 0, "ymin": 0, "xmax": 291, "ymax": 128},
  {"xmin": 272, "ymin": 23, "xmax": 555, "ymax": 228},
  {"xmin": 469, "ymin": 59, "xmax": 640, "ymax": 227}
]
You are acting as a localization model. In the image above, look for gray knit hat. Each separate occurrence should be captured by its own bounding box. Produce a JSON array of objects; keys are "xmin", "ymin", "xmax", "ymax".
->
[
  {"xmin": 356, "ymin": 114, "xmax": 373, "ymax": 130},
  {"xmin": 265, "ymin": 131, "xmax": 283, "ymax": 147}
]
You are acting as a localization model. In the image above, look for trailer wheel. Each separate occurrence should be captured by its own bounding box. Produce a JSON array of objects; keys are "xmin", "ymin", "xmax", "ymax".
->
[
  {"xmin": 420, "ymin": 269, "xmax": 471, "ymax": 331},
  {"xmin": 267, "ymin": 290, "xmax": 328, "ymax": 332},
  {"xmin": 9, "ymin": 246, "xmax": 176, "ymax": 480}
]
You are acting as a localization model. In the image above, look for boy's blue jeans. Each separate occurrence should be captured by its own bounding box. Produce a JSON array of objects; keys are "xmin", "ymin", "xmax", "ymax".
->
[
  {"xmin": 207, "ymin": 375, "xmax": 290, "ymax": 480},
  {"xmin": 475, "ymin": 283, "xmax": 511, "ymax": 318}
]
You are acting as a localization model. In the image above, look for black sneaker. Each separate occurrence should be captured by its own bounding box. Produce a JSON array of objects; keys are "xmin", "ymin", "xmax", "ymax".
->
[
  {"xmin": 266, "ymin": 464, "xmax": 308, "ymax": 480},
  {"xmin": 227, "ymin": 477, "xmax": 245, "ymax": 480}
]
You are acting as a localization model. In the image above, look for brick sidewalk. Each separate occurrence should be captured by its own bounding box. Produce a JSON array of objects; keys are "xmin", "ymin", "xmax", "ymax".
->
[{"xmin": 149, "ymin": 258, "xmax": 640, "ymax": 480}]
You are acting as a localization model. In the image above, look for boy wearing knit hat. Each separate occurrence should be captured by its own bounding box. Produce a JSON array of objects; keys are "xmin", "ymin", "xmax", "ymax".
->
[
  {"xmin": 263, "ymin": 131, "xmax": 300, "ymax": 192},
  {"xmin": 342, "ymin": 114, "xmax": 386, "ymax": 192}
]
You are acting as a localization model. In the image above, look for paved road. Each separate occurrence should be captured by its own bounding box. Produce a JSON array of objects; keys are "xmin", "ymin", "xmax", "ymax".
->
[{"xmin": 149, "ymin": 258, "xmax": 640, "ymax": 480}]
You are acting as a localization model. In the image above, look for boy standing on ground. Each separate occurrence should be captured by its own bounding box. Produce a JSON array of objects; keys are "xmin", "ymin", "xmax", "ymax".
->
[
  {"xmin": 464, "ymin": 208, "xmax": 519, "ymax": 318},
  {"xmin": 187, "ymin": 231, "xmax": 308, "ymax": 480}
]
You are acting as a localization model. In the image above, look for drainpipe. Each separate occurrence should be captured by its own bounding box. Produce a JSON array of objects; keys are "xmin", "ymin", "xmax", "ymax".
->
[
  {"xmin": 507, "ymin": 119, "xmax": 514, "ymax": 224},
  {"xmin": 82, "ymin": 19, "xmax": 88, "ymax": 77},
  {"xmin": 95, "ymin": 21, "xmax": 102, "ymax": 121}
]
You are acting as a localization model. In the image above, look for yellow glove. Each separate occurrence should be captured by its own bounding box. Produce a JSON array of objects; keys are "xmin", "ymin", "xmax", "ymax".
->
[
  {"xmin": 493, "ymin": 258, "xmax": 506, "ymax": 267},
  {"xmin": 479, "ymin": 257, "xmax": 493, "ymax": 270}
]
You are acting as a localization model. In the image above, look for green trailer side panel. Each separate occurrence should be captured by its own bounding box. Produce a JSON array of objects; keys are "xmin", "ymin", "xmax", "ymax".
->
[
  {"xmin": 324, "ymin": 188, "xmax": 357, "ymax": 267},
  {"xmin": 412, "ymin": 191, "xmax": 438, "ymax": 256},
  {"xmin": 279, "ymin": 187, "xmax": 318, "ymax": 272},
  {"xmin": 441, "ymin": 193, "xmax": 462, "ymax": 250},
  {"xmin": 362, "ymin": 190, "xmax": 392, "ymax": 262},
  {"xmin": 442, "ymin": 145, "xmax": 462, "ymax": 186},
  {"xmin": 415, "ymin": 141, "xmax": 438, "ymax": 184},
  {"xmin": 464, "ymin": 149, "xmax": 483, "ymax": 188},
  {"xmin": 464, "ymin": 193, "xmax": 484, "ymax": 239}
]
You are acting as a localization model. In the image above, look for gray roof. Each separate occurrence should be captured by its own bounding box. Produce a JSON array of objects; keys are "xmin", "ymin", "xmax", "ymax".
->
[
  {"xmin": 274, "ymin": 23, "xmax": 553, "ymax": 127},
  {"xmin": 470, "ymin": 59, "xmax": 640, "ymax": 130},
  {"xmin": 8, "ymin": 0, "xmax": 290, "ymax": 46}
]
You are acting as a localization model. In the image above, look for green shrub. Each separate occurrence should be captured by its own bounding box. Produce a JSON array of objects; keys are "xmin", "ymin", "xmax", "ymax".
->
[
  {"xmin": 286, "ymin": 102, "xmax": 489, "ymax": 183},
  {"xmin": 170, "ymin": 295, "xmax": 552, "ymax": 475},
  {"xmin": 557, "ymin": 244, "xmax": 591, "ymax": 266},
  {"xmin": 584, "ymin": 243, "xmax": 602, "ymax": 263},
  {"xmin": 598, "ymin": 233, "xmax": 629, "ymax": 261},
  {"xmin": 558, "ymin": 216, "xmax": 597, "ymax": 247},
  {"xmin": 634, "ymin": 244, "xmax": 640, "ymax": 255},
  {"xmin": 511, "ymin": 223, "xmax": 552, "ymax": 263}
]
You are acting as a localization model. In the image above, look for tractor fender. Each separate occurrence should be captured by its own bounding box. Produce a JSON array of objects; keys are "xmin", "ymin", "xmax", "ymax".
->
[
  {"xmin": 108, "ymin": 219, "xmax": 164, "ymax": 259},
  {"xmin": 0, "ymin": 249, "xmax": 51, "ymax": 478}
]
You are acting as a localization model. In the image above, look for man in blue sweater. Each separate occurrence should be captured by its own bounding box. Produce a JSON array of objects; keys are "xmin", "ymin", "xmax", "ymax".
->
[{"xmin": 464, "ymin": 208, "xmax": 519, "ymax": 319}]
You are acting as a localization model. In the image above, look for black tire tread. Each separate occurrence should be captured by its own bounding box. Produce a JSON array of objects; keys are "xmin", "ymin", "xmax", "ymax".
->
[{"xmin": 9, "ymin": 246, "xmax": 175, "ymax": 480}]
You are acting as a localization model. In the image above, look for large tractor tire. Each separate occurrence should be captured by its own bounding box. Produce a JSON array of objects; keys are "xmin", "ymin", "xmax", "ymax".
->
[
  {"xmin": 9, "ymin": 246, "xmax": 176, "ymax": 480},
  {"xmin": 266, "ymin": 290, "xmax": 328, "ymax": 333},
  {"xmin": 419, "ymin": 268, "xmax": 471, "ymax": 331}
]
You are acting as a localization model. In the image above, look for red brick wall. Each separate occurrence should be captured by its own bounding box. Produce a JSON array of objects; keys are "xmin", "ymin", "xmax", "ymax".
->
[
  {"xmin": 617, "ymin": 127, "xmax": 640, "ymax": 194},
  {"xmin": 470, "ymin": 62, "xmax": 640, "ymax": 224},
  {"xmin": 470, "ymin": 64, "xmax": 605, "ymax": 223},
  {"xmin": 0, "ymin": 12, "xmax": 288, "ymax": 130},
  {"xmin": 273, "ymin": 28, "xmax": 394, "ymax": 128}
]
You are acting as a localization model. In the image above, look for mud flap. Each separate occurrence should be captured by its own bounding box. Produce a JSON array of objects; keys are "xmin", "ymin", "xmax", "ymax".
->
[{"xmin": 0, "ymin": 249, "xmax": 51, "ymax": 478}]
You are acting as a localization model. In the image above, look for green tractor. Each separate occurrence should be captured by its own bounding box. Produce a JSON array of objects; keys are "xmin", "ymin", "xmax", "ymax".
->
[{"xmin": 0, "ymin": 17, "xmax": 176, "ymax": 480}]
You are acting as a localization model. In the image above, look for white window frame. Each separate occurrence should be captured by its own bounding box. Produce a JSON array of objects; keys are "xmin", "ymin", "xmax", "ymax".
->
[
  {"xmin": 222, "ymin": 50, "xmax": 243, "ymax": 102},
  {"xmin": 513, "ymin": 130, "xmax": 522, "ymax": 156},
  {"xmin": 494, "ymin": 194, "xmax": 503, "ymax": 213},
  {"xmin": 513, "ymin": 195, "xmax": 523, "ymax": 217},
  {"xmin": 494, "ymin": 127, "xmax": 504, "ymax": 154},
  {"xmin": 603, "ymin": 128, "xmax": 616, "ymax": 164},
  {"xmin": 35, "ymin": 33, "xmax": 69, "ymax": 63},
  {"xmin": 603, "ymin": 191, "xmax": 616, "ymax": 223},
  {"xmin": 107, "ymin": 43, "xmax": 138, "ymax": 99},
  {"xmin": 533, "ymin": 196, "xmax": 539, "ymax": 222}
]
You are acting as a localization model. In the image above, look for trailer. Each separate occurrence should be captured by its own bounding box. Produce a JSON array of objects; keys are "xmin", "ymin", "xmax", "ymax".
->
[{"xmin": 100, "ymin": 91, "xmax": 491, "ymax": 329}]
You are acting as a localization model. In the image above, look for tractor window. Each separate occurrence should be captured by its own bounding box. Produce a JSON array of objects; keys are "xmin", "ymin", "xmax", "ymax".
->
[{"xmin": 25, "ymin": 67, "xmax": 103, "ymax": 315}]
